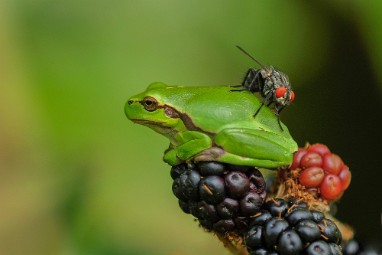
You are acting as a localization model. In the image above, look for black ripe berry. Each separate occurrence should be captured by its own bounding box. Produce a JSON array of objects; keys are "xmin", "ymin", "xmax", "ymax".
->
[
  {"xmin": 248, "ymin": 169, "xmax": 267, "ymax": 193},
  {"xmin": 249, "ymin": 210, "xmax": 272, "ymax": 227},
  {"xmin": 311, "ymin": 210, "xmax": 325, "ymax": 223},
  {"xmin": 198, "ymin": 162, "xmax": 226, "ymax": 176},
  {"xmin": 172, "ymin": 178, "xmax": 187, "ymax": 201},
  {"xmin": 170, "ymin": 164, "xmax": 187, "ymax": 180},
  {"xmin": 329, "ymin": 243, "xmax": 342, "ymax": 255},
  {"xmin": 216, "ymin": 198, "xmax": 239, "ymax": 218},
  {"xmin": 318, "ymin": 219, "xmax": 342, "ymax": 244},
  {"xmin": 245, "ymin": 225, "xmax": 263, "ymax": 249},
  {"xmin": 264, "ymin": 218, "xmax": 290, "ymax": 249},
  {"xmin": 265, "ymin": 198, "xmax": 289, "ymax": 217},
  {"xmin": 199, "ymin": 176, "xmax": 225, "ymax": 204},
  {"xmin": 171, "ymin": 163, "xmax": 266, "ymax": 234},
  {"xmin": 178, "ymin": 200, "xmax": 190, "ymax": 214},
  {"xmin": 305, "ymin": 240, "xmax": 332, "ymax": 255},
  {"xmin": 225, "ymin": 171, "xmax": 250, "ymax": 198},
  {"xmin": 197, "ymin": 201, "xmax": 219, "ymax": 222},
  {"xmin": 172, "ymin": 170, "xmax": 200, "ymax": 201},
  {"xmin": 240, "ymin": 191, "xmax": 263, "ymax": 216},
  {"xmin": 277, "ymin": 230, "xmax": 303, "ymax": 255},
  {"xmin": 245, "ymin": 198, "xmax": 342, "ymax": 254},
  {"xmin": 295, "ymin": 220, "xmax": 321, "ymax": 243},
  {"xmin": 286, "ymin": 209, "xmax": 314, "ymax": 225},
  {"xmin": 179, "ymin": 170, "xmax": 200, "ymax": 201},
  {"xmin": 213, "ymin": 219, "xmax": 235, "ymax": 233}
]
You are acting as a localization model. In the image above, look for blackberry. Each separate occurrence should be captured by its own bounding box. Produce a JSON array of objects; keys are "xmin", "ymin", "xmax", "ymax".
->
[
  {"xmin": 245, "ymin": 198, "xmax": 342, "ymax": 255},
  {"xmin": 170, "ymin": 162, "xmax": 266, "ymax": 234}
]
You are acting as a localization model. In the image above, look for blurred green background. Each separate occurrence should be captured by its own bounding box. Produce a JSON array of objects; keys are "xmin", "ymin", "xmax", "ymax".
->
[{"xmin": 1, "ymin": 0, "xmax": 381, "ymax": 254}]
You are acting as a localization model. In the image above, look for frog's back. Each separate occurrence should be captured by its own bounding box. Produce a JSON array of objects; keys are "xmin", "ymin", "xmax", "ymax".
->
[{"xmin": 148, "ymin": 84, "xmax": 283, "ymax": 134}]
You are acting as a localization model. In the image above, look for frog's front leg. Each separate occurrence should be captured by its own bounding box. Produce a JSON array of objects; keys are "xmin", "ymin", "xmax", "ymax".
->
[{"xmin": 163, "ymin": 131, "xmax": 212, "ymax": 165}]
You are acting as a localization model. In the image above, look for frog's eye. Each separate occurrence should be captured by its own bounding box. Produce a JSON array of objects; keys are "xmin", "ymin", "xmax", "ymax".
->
[{"xmin": 142, "ymin": 96, "xmax": 158, "ymax": 111}]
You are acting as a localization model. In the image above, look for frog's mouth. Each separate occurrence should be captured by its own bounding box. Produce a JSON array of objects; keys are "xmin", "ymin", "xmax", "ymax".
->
[
  {"xmin": 131, "ymin": 118, "xmax": 177, "ymax": 138},
  {"xmin": 130, "ymin": 118, "xmax": 169, "ymax": 128}
]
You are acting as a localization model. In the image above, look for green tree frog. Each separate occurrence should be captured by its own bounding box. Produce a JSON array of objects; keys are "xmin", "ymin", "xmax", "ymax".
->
[{"xmin": 125, "ymin": 82, "xmax": 297, "ymax": 169}]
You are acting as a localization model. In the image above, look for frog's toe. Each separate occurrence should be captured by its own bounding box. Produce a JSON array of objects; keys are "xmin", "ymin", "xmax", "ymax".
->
[{"xmin": 194, "ymin": 147, "xmax": 225, "ymax": 162}]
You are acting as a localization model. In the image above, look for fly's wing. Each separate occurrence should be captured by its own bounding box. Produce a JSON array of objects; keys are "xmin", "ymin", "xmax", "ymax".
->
[
  {"xmin": 231, "ymin": 68, "xmax": 262, "ymax": 92},
  {"xmin": 243, "ymin": 68, "xmax": 263, "ymax": 92}
]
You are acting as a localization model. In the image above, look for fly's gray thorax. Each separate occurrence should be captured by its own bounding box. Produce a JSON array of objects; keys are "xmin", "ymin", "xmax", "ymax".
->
[{"xmin": 262, "ymin": 69, "xmax": 290, "ymax": 96}]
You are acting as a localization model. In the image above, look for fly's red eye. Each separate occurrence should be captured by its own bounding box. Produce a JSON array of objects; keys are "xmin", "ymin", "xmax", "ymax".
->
[
  {"xmin": 290, "ymin": 91, "xmax": 295, "ymax": 102},
  {"xmin": 275, "ymin": 87, "xmax": 287, "ymax": 98}
]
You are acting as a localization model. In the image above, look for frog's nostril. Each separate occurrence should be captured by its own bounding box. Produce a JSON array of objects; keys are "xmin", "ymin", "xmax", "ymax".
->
[{"xmin": 128, "ymin": 100, "xmax": 133, "ymax": 105}]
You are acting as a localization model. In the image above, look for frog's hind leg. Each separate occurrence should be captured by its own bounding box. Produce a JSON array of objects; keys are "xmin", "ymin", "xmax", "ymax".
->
[
  {"xmin": 193, "ymin": 147, "xmax": 282, "ymax": 169},
  {"xmin": 217, "ymin": 152, "xmax": 283, "ymax": 169},
  {"xmin": 213, "ymin": 128, "xmax": 296, "ymax": 169}
]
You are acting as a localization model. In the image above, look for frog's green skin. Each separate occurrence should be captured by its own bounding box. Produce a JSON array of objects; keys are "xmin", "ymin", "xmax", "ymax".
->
[{"xmin": 125, "ymin": 82, "xmax": 298, "ymax": 169}]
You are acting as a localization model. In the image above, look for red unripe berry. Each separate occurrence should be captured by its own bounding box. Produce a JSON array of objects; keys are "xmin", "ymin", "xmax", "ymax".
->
[
  {"xmin": 322, "ymin": 154, "xmax": 344, "ymax": 175},
  {"xmin": 299, "ymin": 167, "xmax": 325, "ymax": 188},
  {"xmin": 300, "ymin": 152, "xmax": 323, "ymax": 168},
  {"xmin": 275, "ymin": 87, "xmax": 287, "ymax": 98},
  {"xmin": 290, "ymin": 91, "xmax": 295, "ymax": 102},
  {"xmin": 338, "ymin": 165, "xmax": 351, "ymax": 190},
  {"xmin": 307, "ymin": 144, "xmax": 331, "ymax": 157},
  {"xmin": 291, "ymin": 149, "xmax": 308, "ymax": 169},
  {"xmin": 320, "ymin": 174, "xmax": 343, "ymax": 201}
]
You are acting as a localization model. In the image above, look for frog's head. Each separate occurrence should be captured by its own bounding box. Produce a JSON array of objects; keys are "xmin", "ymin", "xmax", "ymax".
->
[{"xmin": 125, "ymin": 82, "xmax": 187, "ymax": 135}]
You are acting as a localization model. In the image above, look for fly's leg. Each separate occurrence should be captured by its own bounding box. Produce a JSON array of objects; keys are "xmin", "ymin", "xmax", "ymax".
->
[
  {"xmin": 275, "ymin": 105, "xmax": 285, "ymax": 131},
  {"xmin": 230, "ymin": 88, "xmax": 245, "ymax": 92},
  {"xmin": 253, "ymin": 92, "xmax": 272, "ymax": 118},
  {"xmin": 230, "ymin": 68, "xmax": 254, "ymax": 91}
]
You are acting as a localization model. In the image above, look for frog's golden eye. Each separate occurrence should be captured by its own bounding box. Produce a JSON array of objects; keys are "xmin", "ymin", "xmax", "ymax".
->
[{"xmin": 142, "ymin": 96, "xmax": 158, "ymax": 111}]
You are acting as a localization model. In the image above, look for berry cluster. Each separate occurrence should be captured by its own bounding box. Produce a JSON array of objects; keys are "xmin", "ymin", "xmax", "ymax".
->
[
  {"xmin": 246, "ymin": 198, "xmax": 342, "ymax": 255},
  {"xmin": 167, "ymin": 145, "xmax": 362, "ymax": 254},
  {"xmin": 170, "ymin": 162, "xmax": 266, "ymax": 234},
  {"xmin": 290, "ymin": 143, "xmax": 352, "ymax": 201}
]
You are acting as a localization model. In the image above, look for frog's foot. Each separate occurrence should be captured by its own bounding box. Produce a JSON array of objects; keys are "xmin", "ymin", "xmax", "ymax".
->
[
  {"xmin": 194, "ymin": 147, "xmax": 225, "ymax": 162},
  {"xmin": 163, "ymin": 149, "xmax": 183, "ymax": 166}
]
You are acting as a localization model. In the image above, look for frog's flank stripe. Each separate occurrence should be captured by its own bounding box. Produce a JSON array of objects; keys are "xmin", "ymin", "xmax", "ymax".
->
[{"xmin": 164, "ymin": 104, "xmax": 216, "ymax": 136}]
